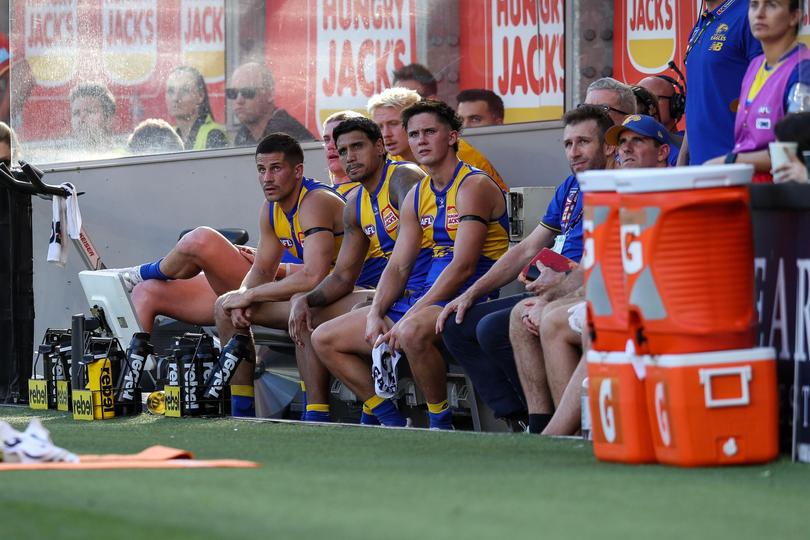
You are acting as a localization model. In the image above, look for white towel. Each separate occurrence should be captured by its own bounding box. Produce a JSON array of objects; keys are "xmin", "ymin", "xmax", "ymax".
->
[
  {"xmin": 371, "ymin": 342, "xmax": 401, "ymax": 399},
  {"xmin": 47, "ymin": 182, "xmax": 82, "ymax": 266}
]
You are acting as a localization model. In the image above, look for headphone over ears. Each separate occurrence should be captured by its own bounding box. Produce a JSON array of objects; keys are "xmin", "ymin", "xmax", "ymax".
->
[{"xmin": 654, "ymin": 74, "xmax": 686, "ymax": 122}]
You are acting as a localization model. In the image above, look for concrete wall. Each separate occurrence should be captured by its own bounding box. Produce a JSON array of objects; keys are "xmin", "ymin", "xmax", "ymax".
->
[{"xmin": 31, "ymin": 123, "xmax": 569, "ymax": 338}]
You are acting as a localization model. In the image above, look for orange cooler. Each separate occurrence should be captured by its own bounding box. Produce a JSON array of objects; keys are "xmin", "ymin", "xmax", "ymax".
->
[
  {"xmin": 615, "ymin": 165, "xmax": 756, "ymax": 354},
  {"xmin": 580, "ymin": 175, "xmax": 627, "ymax": 352},
  {"xmin": 644, "ymin": 347, "xmax": 778, "ymax": 467},
  {"xmin": 587, "ymin": 350, "xmax": 656, "ymax": 463}
]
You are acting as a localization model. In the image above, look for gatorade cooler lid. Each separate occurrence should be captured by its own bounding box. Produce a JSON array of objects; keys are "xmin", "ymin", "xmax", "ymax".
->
[
  {"xmin": 643, "ymin": 346, "xmax": 775, "ymax": 368},
  {"xmin": 578, "ymin": 173, "xmax": 616, "ymax": 192},
  {"xmin": 612, "ymin": 164, "xmax": 753, "ymax": 193}
]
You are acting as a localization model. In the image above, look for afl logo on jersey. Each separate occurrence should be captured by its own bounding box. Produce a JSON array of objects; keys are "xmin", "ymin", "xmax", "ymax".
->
[
  {"xmin": 420, "ymin": 215, "xmax": 435, "ymax": 229},
  {"xmin": 381, "ymin": 204, "xmax": 398, "ymax": 233},
  {"xmin": 280, "ymin": 238, "xmax": 294, "ymax": 249},
  {"xmin": 446, "ymin": 206, "xmax": 460, "ymax": 231},
  {"xmin": 364, "ymin": 224, "xmax": 377, "ymax": 237}
]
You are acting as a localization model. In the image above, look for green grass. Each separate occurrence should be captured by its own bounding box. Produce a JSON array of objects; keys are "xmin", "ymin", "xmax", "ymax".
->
[{"xmin": 0, "ymin": 406, "xmax": 807, "ymax": 539}]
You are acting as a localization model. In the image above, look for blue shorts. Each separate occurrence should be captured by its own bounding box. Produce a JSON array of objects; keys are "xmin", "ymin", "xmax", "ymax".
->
[{"xmin": 385, "ymin": 293, "xmax": 455, "ymax": 323}]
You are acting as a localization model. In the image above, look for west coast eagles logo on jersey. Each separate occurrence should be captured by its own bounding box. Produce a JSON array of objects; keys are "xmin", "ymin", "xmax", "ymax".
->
[
  {"xmin": 381, "ymin": 204, "xmax": 398, "ymax": 233},
  {"xmin": 420, "ymin": 214, "xmax": 435, "ymax": 229},
  {"xmin": 446, "ymin": 206, "xmax": 460, "ymax": 231}
]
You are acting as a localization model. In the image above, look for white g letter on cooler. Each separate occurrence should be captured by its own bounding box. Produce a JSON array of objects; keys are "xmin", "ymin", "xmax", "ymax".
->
[
  {"xmin": 655, "ymin": 382, "xmax": 672, "ymax": 447},
  {"xmin": 599, "ymin": 378, "xmax": 616, "ymax": 443},
  {"xmin": 620, "ymin": 224, "xmax": 643, "ymax": 275}
]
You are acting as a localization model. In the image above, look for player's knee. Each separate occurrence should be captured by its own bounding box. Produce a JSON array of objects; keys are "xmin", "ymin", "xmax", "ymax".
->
[
  {"xmin": 175, "ymin": 226, "xmax": 220, "ymax": 260},
  {"xmin": 213, "ymin": 294, "xmax": 229, "ymax": 323},
  {"xmin": 130, "ymin": 279, "xmax": 162, "ymax": 311},
  {"xmin": 310, "ymin": 325, "xmax": 333, "ymax": 359},
  {"xmin": 397, "ymin": 318, "xmax": 430, "ymax": 353},
  {"xmin": 508, "ymin": 302, "xmax": 528, "ymax": 337}
]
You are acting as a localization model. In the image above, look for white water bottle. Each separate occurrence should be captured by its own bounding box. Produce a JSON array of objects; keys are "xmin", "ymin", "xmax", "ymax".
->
[{"xmin": 581, "ymin": 376, "xmax": 592, "ymax": 441}]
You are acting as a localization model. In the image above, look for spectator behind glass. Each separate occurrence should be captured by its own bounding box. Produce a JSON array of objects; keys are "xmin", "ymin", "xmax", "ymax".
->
[
  {"xmin": 228, "ymin": 62, "xmax": 315, "ymax": 146},
  {"xmin": 69, "ymin": 81, "xmax": 118, "ymax": 155},
  {"xmin": 127, "ymin": 118, "xmax": 185, "ymax": 155},
  {"xmin": 606, "ymin": 115, "xmax": 672, "ymax": 169},
  {"xmin": 678, "ymin": 0, "xmax": 762, "ymax": 165},
  {"xmin": 321, "ymin": 109, "xmax": 365, "ymax": 194},
  {"xmin": 706, "ymin": 0, "xmax": 809, "ymax": 180},
  {"xmin": 0, "ymin": 120, "xmax": 19, "ymax": 166},
  {"xmin": 392, "ymin": 63, "xmax": 438, "ymax": 99},
  {"xmin": 457, "ymin": 88, "xmax": 505, "ymax": 128},
  {"xmin": 773, "ymin": 112, "xmax": 810, "ymax": 183},
  {"xmin": 583, "ymin": 77, "xmax": 637, "ymax": 126},
  {"xmin": 165, "ymin": 66, "xmax": 228, "ymax": 150}
]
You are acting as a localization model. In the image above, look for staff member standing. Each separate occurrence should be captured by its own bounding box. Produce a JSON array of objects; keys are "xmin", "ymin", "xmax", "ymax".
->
[
  {"xmin": 706, "ymin": 0, "xmax": 810, "ymax": 180},
  {"xmin": 678, "ymin": 0, "xmax": 762, "ymax": 166}
]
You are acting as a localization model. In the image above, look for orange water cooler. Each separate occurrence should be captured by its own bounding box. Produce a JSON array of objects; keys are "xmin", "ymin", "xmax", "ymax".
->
[
  {"xmin": 581, "ymin": 175, "xmax": 655, "ymax": 463},
  {"xmin": 580, "ymin": 165, "xmax": 778, "ymax": 467},
  {"xmin": 615, "ymin": 165, "xmax": 757, "ymax": 355},
  {"xmin": 644, "ymin": 347, "xmax": 778, "ymax": 466}
]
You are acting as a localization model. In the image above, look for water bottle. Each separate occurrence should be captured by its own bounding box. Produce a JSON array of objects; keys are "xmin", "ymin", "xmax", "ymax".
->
[
  {"xmin": 788, "ymin": 82, "xmax": 810, "ymax": 113},
  {"xmin": 581, "ymin": 376, "xmax": 592, "ymax": 441}
]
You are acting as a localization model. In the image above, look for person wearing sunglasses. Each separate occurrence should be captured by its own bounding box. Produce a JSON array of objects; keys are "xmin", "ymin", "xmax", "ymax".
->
[
  {"xmin": 165, "ymin": 65, "xmax": 228, "ymax": 150},
  {"xmin": 229, "ymin": 62, "xmax": 315, "ymax": 147}
]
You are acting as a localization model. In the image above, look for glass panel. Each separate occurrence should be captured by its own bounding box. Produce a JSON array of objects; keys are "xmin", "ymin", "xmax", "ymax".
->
[{"xmin": 9, "ymin": 0, "xmax": 567, "ymax": 165}]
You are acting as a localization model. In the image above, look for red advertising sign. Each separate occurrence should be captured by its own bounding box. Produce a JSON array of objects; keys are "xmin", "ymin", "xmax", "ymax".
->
[
  {"xmin": 800, "ymin": 2, "xmax": 810, "ymax": 47},
  {"xmin": 14, "ymin": 0, "xmax": 225, "ymax": 143},
  {"xmin": 459, "ymin": 0, "xmax": 565, "ymax": 123},
  {"xmin": 614, "ymin": 0, "xmax": 699, "ymax": 84}
]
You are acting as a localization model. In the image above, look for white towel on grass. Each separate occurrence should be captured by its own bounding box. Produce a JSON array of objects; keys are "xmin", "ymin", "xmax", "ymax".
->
[{"xmin": 47, "ymin": 182, "xmax": 82, "ymax": 266}]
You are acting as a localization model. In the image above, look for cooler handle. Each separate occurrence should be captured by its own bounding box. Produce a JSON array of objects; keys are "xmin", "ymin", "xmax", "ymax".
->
[{"xmin": 699, "ymin": 366, "xmax": 752, "ymax": 408}]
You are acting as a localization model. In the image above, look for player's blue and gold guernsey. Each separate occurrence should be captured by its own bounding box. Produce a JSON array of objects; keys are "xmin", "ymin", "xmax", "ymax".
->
[
  {"xmin": 415, "ymin": 161, "xmax": 509, "ymax": 296},
  {"xmin": 334, "ymin": 181, "xmax": 361, "ymax": 196},
  {"xmin": 385, "ymin": 162, "xmax": 508, "ymax": 322},
  {"xmin": 269, "ymin": 177, "xmax": 344, "ymax": 264},
  {"xmin": 354, "ymin": 159, "xmax": 432, "ymax": 289}
]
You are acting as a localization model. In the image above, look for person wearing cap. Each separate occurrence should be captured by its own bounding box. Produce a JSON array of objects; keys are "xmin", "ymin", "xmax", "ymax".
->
[{"xmin": 606, "ymin": 115, "xmax": 672, "ymax": 169}]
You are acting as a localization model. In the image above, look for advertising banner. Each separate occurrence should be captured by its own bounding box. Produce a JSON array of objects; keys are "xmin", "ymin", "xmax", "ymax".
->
[
  {"xmin": 14, "ymin": 0, "xmax": 225, "ymax": 142},
  {"xmin": 615, "ymin": 0, "xmax": 697, "ymax": 85},
  {"xmin": 460, "ymin": 0, "xmax": 565, "ymax": 123}
]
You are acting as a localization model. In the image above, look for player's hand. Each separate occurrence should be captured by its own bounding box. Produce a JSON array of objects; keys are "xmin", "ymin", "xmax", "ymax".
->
[
  {"xmin": 436, "ymin": 290, "xmax": 475, "ymax": 333},
  {"xmin": 230, "ymin": 307, "xmax": 252, "ymax": 329},
  {"xmin": 288, "ymin": 295, "xmax": 313, "ymax": 348},
  {"xmin": 365, "ymin": 311, "xmax": 391, "ymax": 347},
  {"xmin": 525, "ymin": 262, "xmax": 565, "ymax": 295},
  {"xmin": 704, "ymin": 155, "xmax": 726, "ymax": 166},
  {"xmin": 772, "ymin": 149, "xmax": 809, "ymax": 184},
  {"xmin": 517, "ymin": 298, "xmax": 544, "ymax": 337},
  {"xmin": 220, "ymin": 288, "xmax": 253, "ymax": 311},
  {"xmin": 377, "ymin": 319, "xmax": 404, "ymax": 352}
]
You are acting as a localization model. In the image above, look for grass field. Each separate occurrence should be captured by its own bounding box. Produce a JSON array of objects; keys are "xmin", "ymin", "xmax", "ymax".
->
[{"xmin": 1, "ymin": 406, "xmax": 807, "ymax": 539}]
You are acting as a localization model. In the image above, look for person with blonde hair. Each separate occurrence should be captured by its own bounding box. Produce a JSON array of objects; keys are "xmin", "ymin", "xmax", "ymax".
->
[{"xmin": 368, "ymin": 87, "xmax": 509, "ymax": 190}]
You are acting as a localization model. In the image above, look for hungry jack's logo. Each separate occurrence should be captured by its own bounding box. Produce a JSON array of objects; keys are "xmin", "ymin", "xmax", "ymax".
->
[{"xmin": 626, "ymin": 0, "xmax": 677, "ymax": 74}]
